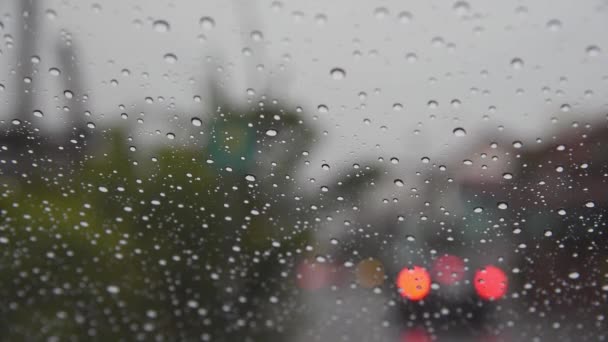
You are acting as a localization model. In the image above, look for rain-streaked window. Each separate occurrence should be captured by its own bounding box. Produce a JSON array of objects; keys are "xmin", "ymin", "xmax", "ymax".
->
[{"xmin": 1, "ymin": 0, "xmax": 607, "ymax": 340}]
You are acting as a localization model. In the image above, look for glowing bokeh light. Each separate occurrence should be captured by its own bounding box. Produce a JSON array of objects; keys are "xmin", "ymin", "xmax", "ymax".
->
[
  {"xmin": 474, "ymin": 265, "xmax": 507, "ymax": 300},
  {"xmin": 396, "ymin": 266, "xmax": 431, "ymax": 301},
  {"xmin": 431, "ymin": 254, "xmax": 465, "ymax": 285}
]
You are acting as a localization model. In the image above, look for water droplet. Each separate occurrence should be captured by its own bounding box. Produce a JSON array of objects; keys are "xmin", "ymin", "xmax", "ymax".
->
[
  {"xmin": 330, "ymin": 68, "xmax": 346, "ymax": 80},
  {"xmin": 245, "ymin": 174, "xmax": 256, "ymax": 182},
  {"xmin": 568, "ymin": 272, "xmax": 580, "ymax": 280},
  {"xmin": 107, "ymin": 285, "xmax": 120, "ymax": 294},
  {"xmin": 11, "ymin": 119, "xmax": 21, "ymax": 126},
  {"xmin": 153, "ymin": 20, "xmax": 170, "ymax": 33},
  {"xmin": 453, "ymin": 1, "xmax": 471, "ymax": 17},
  {"xmin": 199, "ymin": 17, "xmax": 215, "ymax": 30},
  {"xmin": 191, "ymin": 117, "xmax": 202, "ymax": 127},
  {"xmin": 250, "ymin": 30, "xmax": 264, "ymax": 41},
  {"xmin": 586, "ymin": 45, "xmax": 601, "ymax": 57},
  {"xmin": 405, "ymin": 53, "xmax": 418, "ymax": 63},
  {"xmin": 398, "ymin": 11, "xmax": 412, "ymax": 23},
  {"xmin": 164, "ymin": 53, "xmax": 177, "ymax": 64},
  {"xmin": 394, "ymin": 179, "xmax": 404, "ymax": 187},
  {"xmin": 546, "ymin": 19, "xmax": 562, "ymax": 31},
  {"xmin": 497, "ymin": 202, "xmax": 508, "ymax": 210},
  {"xmin": 64, "ymin": 90, "xmax": 73, "ymax": 99},
  {"xmin": 166, "ymin": 132, "xmax": 175, "ymax": 140},
  {"xmin": 265, "ymin": 129, "xmax": 277, "ymax": 137},
  {"xmin": 453, "ymin": 127, "xmax": 467, "ymax": 137},
  {"xmin": 317, "ymin": 105, "xmax": 329, "ymax": 113},
  {"xmin": 474, "ymin": 207, "xmax": 484, "ymax": 213},
  {"xmin": 585, "ymin": 201, "xmax": 595, "ymax": 208},
  {"xmin": 321, "ymin": 164, "xmax": 330, "ymax": 171},
  {"xmin": 373, "ymin": 7, "xmax": 389, "ymax": 19},
  {"xmin": 510, "ymin": 58, "xmax": 524, "ymax": 69},
  {"xmin": 87, "ymin": 122, "xmax": 96, "ymax": 129},
  {"xmin": 98, "ymin": 186, "xmax": 109, "ymax": 193},
  {"xmin": 502, "ymin": 173, "xmax": 513, "ymax": 180},
  {"xmin": 49, "ymin": 68, "xmax": 61, "ymax": 76},
  {"xmin": 32, "ymin": 110, "xmax": 43, "ymax": 118},
  {"xmin": 393, "ymin": 103, "xmax": 403, "ymax": 111}
]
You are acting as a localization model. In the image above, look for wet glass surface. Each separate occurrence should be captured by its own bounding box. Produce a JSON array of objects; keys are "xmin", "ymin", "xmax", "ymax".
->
[{"xmin": 1, "ymin": 0, "xmax": 608, "ymax": 340}]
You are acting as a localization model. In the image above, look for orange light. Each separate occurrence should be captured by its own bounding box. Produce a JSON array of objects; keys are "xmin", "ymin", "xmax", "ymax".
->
[
  {"xmin": 474, "ymin": 265, "xmax": 507, "ymax": 300},
  {"xmin": 396, "ymin": 266, "xmax": 431, "ymax": 301},
  {"xmin": 431, "ymin": 254, "xmax": 465, "ymax": 285}
]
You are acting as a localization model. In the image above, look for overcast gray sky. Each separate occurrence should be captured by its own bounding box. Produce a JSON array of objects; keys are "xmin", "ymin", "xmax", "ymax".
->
[{"xmin": 2, "ymin": 0, "xmax": 608, "ymax": 168}]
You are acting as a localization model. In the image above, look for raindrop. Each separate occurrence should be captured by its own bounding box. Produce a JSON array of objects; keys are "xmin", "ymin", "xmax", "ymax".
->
[
  {"xmin": 166, "ymin": 132, "xmax": 175, "ymax": 140},
  {"xmin": 107, "ymin": 285, "xmax": 120, "ymax": 294},
  {"xmin": 510, "ymin": 58, "xmax": 524, "ymax": 69},
  {"xmin": 317, "ymin": 105, "xmax": 329, "ymax": 113},
  {"xmin": 453, "ymin": 127, "xmax": 467, "ymax": 137},
  {"xmin": 568, "ymin": 272, "xmax": 580, "ymax": 280},
  {"xmin": 585, "ymin": 201, "xmax": 596, "ymax": 208},
  {"xmin": 265, "ymin": 129, "xmax": 277, "ymax": 137},
  {"xmin": 398, "ymin": 11, "xmax": 413, "ymax": 23},
  {"xmin": 405, "ymin": 53, "xmax": 418, "ymax": 63},
  {"xmin": 546, "ymin": 19, "xmax": 562, "ymax": 31},
  {"xmin": 153, "ymin": 20, "xmax": 170, "ymax": 32},
  {"xmin": 32, "ymin": 110, "xmax": 43, "ymax": 118},
  {"xmin": 586, "ymin": 45, "xmax": 601, "ymax": 57},
  {"xmin": 191, "ymin": 117, "xmax": 202, "ymax": 127},
  {"xmin": 250, "ymin": 30, "xmax": 264, "ymax": 41},
  {"xmin": 502, "ymin": 173, "xmax": 513, "ymax": 180},
  {"xmin": 394, "ymin": 179, "xmax": 404, "ymax": 187},
  {"xmin": 453, "ymin": 1, "xmax": 471, "ymax": 17},
  {"xmin": 373, "ymin": 7, "xmax": 389, "ymax": 19},
  {"xmin": 330, "ymin": 68, "xmax": 346, "ymax": 80},
  {"xmin": 164, "ymin": 53, "xmax": 178, "ymax": 64},
  {"xmin": 497, "ymin": 202, "xmax": 508, "ymax": 210},
  {"xmin": 49, "ymin": 68, "xmax": 61, "ymax": 76},
  {"xmin": 245, "ymin": 174, "xmax": 256, "ymax": 182},
  {"xmin": 200, "ymin": 17, "xmax": 215, "ymax": 30}
]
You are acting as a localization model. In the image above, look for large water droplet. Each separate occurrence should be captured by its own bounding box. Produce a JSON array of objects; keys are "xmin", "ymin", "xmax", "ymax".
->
[
  {"xmin": 546, "ymin": 19, "xmax": 562, "ymax": 31},
  {"xmin": 164, "ymin": 53, "xmax": 178, "ymax": 64},
  {"xmin": 200, "ymin": 17, "xmax": 215, "ymax": 30},
  {"xmin": 510, "ymin": 58, "xmax": 524, "ymax": 69},
  {"xmin": 191, "ymin": 117, "xmax": 202, "ymax": 127},
  {"xmin": 453, "ymin": 127, "xmax": 467, "ymax": 137},
  {"xmin": 153, "ymin": 20, "xmax": 170, "ymax": 33},
  {"xmin": 330, "ymin": 68, "xmax": 346, "ymax": 80},
  {"xmin": 586, "ymin": 45, "xmax": 601, "ymax": 57}
]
